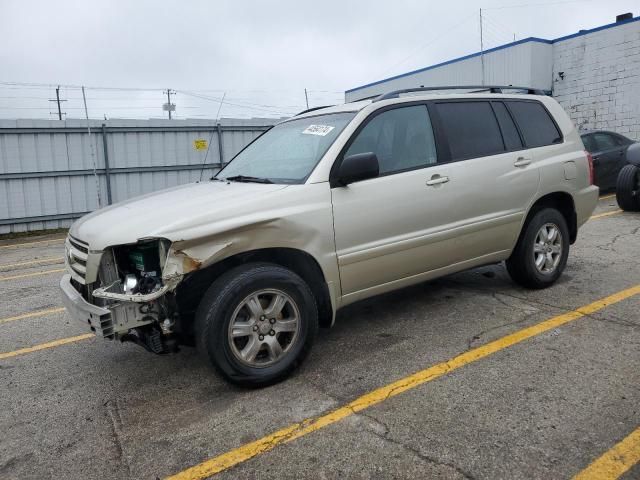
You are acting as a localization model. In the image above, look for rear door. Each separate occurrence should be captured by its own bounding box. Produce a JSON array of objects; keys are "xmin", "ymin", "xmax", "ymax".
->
[{"xmin": 431, "ymin": 100, "xmax": 540, "ymax": 255}]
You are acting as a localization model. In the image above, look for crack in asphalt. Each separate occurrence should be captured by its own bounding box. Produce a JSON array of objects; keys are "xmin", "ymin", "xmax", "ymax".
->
[
  {"xmin": 358, "ymin": 411, "xmax": 476, "ymax": 479},
  {"xmin": 303, "ymin": 380, "xmax": 476, "ymax": 479},
  {"xmin": 595, "ymin": 224, "xmax": 640, "ymax": 253},
  {"xmin": 104, "ymin": 399, "xmax": 131, "ymax": 479},
  {"xmin": 448, "ymin": 284, "xmax": 637, "ymax": 332}
]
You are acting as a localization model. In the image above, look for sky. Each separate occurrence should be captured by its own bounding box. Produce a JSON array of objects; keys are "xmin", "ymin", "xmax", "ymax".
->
[{"xmin": 0, "ymin": 0, "xmax": 637, "ymax": 120}]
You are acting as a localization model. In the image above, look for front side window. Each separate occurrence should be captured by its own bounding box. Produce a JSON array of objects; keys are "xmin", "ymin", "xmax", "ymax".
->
[
  {"xmin": 343, "ymin": 105, "xmax": 437, "ymax": 175},
  {"xmin": 506, "ymin": 101, "xmax": 562, "ymax": 148},
  {"xmin": 218, "ymin": 112, "xmax": 356, "ymax": 184},
  {"xmin": 435, "ymin": 101, "xmax": 505, "ymax": 160}
]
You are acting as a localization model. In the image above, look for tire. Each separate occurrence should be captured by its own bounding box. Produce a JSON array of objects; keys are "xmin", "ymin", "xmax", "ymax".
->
[
  {"xmin": 616, "ymin": 164, "xmax": 640, "ymax": 212},
  {"xmin": 506, "ymin": 208, "xmax": 570, "ymax": 289},
  {"xmin": 195, "ymin": 262, "xmax": 318, "ymax": 387}
]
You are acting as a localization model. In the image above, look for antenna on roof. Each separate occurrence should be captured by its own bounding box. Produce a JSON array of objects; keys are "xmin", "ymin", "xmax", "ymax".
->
[{"xmin": 479, "ymin": 8, "xmax": 485, "ymax": 86}]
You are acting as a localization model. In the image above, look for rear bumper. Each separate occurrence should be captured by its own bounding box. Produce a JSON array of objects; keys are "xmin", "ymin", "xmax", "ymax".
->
[
  {"xmin": 575, "ymin": 185, "xmax": 599, "ymax": 228},
  {"xmin": 59, "ymin": 274, "xmax": 110, "ymax": 337}
]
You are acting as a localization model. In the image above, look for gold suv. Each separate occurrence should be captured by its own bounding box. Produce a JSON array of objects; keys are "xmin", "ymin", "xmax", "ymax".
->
[{"xmin": 60, "ymin": 86, "xmax": 599, "ymax": 386}]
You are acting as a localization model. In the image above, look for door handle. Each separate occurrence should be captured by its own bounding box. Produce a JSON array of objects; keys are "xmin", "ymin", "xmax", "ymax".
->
[
  {"xmin": 514, "ymin": 157, "xmax": 532, "ymax": 167},
  {"xmin": 426, "ymin": 175, "xmax": 450, "ymax": 186}
]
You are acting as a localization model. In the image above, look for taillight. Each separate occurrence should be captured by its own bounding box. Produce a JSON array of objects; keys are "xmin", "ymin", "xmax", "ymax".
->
[{"xmin": 585, "ymin": 150, "xmax": 594, "ymax": 185}]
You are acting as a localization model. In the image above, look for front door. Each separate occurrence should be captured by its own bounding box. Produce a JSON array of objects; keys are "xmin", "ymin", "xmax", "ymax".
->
[{"xmin": 331, "ymin": 104, "xmax": 452, "ymax": 296}]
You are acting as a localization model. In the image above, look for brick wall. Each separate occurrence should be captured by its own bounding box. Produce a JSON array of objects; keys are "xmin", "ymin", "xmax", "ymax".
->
[{"xmin": 552, "ymin": 20, "xmax": 640, "ymax": 140}]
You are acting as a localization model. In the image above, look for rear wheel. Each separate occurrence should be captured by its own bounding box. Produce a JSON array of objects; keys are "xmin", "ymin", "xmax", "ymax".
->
[
  {"xmin": 195, "ymin": 262, "xmax": 318, "ymax": 387},
  {"xmin": 506, "ymin": 208, "xmax": 570, "ymax": 289},
  {"xmin": 616, "ymin": 164, "xmax": 640, "ymax": 212}
]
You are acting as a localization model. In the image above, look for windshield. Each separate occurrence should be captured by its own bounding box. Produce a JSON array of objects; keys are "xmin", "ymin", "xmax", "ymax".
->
[{"xmin": 217, "ymin": 112, "xmax": 356, "ymax": 184}]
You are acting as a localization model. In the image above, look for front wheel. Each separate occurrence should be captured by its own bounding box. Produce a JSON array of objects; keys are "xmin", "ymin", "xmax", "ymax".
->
[
  {"xmin": 195, "ymin": 263, "xmax": 318, "ymax": 387},
  {"xmin": 506, "ymin": 208, "xmax": 570, "ymax": 289}
]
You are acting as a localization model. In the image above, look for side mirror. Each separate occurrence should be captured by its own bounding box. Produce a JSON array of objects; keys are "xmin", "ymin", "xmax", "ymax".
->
[{"xmin": 335, "ymin": 152, "xmax": 379, "ymax": 186}]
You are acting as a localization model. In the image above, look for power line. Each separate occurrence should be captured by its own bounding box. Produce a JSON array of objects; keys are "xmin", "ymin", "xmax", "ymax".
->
[
  {"xmin": 177, "ymin": 90, "xmax": 295, "ymax": 116},
  {"xmin": 375, "ymin": 12, "xmax": 477, "ymax": 79},
  {"xmin": 483, "ymin": 0, "xmax": 598, "ymax": 10}
]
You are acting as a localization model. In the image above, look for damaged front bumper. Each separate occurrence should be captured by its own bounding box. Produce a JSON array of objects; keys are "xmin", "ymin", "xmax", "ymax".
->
[
  {"xmin": 60, "ymin": 274, "xmax": 113, "ymax": 337},
  {"xmin": 60, "ymin": 273, "xmax": 178, "ymax": 340}
]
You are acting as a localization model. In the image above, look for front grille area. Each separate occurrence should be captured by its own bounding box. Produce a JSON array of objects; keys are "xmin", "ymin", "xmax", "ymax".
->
[{"xmin": 66, "ymin": 235, "xmax": 89, "ymax": 284}]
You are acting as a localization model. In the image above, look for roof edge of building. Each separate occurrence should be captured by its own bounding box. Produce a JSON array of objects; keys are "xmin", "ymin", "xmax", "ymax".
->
[{"xmin": 346, "ymin": 15, "xmax": 639, "ymax": 95}]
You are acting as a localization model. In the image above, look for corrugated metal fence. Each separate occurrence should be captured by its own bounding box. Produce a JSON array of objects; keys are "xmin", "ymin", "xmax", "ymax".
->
[{"xmin": 0, "ymin": 117, "xmax": 277, "ymax": 233}]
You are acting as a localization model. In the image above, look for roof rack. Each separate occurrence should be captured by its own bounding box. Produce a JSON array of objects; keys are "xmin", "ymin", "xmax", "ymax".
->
[
  {"xmin": 295, "ymin": 105, "xmax": 335, "ymax": 116},
  {"xmin": 374, "ymin": 85, "xmax": 547, "ymax": 102}
]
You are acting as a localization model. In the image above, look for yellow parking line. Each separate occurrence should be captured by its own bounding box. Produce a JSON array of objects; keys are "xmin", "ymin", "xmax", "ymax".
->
[
  {"xmin": 0, "ymin": 257, "xmax": 64, "ymax": 271},
  {"xmin": 599, "ymin": 193, "xmax": 616, "ymax": 200},
  {"xmin": 0, "ymin": 307, "xmax": 66, "ymax": 325},
  {"xmin": 573, "ymin": 426, "xmax": 640, "ymax": 480},
  {"xmin": 0, "ymin": 268, "xmax": 65, "ymax": 282},
  {"xmin": 0, "ymin": 333, "xmax": 93, "ymax": 360},
  {"xmin": 166, "ymin": 284, "xmax": 640, "ymax": 480},
  {"xmin": 0, "ymin": 238, "xmax": 65, "ymax": 249},
  {"xmin": 591, "ymin": 209, "xmax": 623, "ymax": 220}
]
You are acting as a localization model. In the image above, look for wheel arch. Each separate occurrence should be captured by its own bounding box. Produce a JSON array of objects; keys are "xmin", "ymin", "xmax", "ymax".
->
[
  {"xmin": 175, "ymin": 247, "xmax": 334, "ymax": 337},
  {"xmin": 523, "ymin": 192, "xmax": 577, "ymax": 244}
]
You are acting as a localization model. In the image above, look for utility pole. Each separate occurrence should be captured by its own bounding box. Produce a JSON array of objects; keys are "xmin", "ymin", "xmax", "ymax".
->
[
  {"xmin": 304, "ymin": 88, "xmax": 309, "ymax": 109},
  {"xmin": 163, "ymin": 89, "xmax": 175, "ymax": 119},
  {"xmin": 48, "ymin": 85, "xmax": 66, "ymax": 120},
  {"xmin": 479, "ymin": 8, "xmax": 485, "ymax": 86}
]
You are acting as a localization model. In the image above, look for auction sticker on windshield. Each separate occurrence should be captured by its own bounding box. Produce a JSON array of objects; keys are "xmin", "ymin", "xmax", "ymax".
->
[{"xmin": 302, "ymin": 125, "xmax": 335, "ymax": 136}]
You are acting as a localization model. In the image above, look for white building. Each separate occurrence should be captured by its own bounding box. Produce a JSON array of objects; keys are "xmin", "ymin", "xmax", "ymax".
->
[{"xmin": 345, "ymin": 14, "xmax": 640, "ymax": 139}]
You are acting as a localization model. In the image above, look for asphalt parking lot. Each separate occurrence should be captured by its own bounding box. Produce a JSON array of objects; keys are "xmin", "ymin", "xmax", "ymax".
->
[{"xmin": 1, "ymin": 195, "xmax": 639, "ymax": 480}]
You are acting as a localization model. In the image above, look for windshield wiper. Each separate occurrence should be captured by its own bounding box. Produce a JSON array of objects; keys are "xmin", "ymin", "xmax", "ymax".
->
[{"xmin": 224, "ymin": 175, "xmax": 274, "ymax": 184}]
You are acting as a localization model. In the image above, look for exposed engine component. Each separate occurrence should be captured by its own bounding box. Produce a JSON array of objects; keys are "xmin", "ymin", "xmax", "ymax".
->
[
  {"xmin": 87, "ymin": 239, "xmax": 181, "ymax": 353},
  {"xmin": 121, "ymin": 324, "xmax": 178, "ymax": 354}
]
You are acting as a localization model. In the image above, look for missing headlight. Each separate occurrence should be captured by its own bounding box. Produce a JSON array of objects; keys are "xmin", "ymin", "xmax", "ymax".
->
[{"xmin": 112, "ymin": 239, "xmax": 169, "ymax": 295}]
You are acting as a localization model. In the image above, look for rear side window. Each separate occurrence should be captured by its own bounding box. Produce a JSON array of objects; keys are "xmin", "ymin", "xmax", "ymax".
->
[
  {"xmin": 435, "ymin": 101, "xmax": 505, "ymax": 160},
  {"xmin": 593, "ymin": 132, "xmax": 621, "ymax": 150},
  {"xmin": 492, "ymin": 102, "xmax": 523, "ymax": 151},
  {"xmin": 506, "ymin": 101, "xmax": 562, "ymax": 148}
]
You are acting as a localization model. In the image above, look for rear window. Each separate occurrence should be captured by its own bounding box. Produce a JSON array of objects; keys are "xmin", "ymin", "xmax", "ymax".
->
[
  {"xmin": 435, "ymin": 101, "xmax": 505, "ymax": 160},
  {"xmin": 506, "ymin": 101, "xmax": 562, "ymax": 148}
]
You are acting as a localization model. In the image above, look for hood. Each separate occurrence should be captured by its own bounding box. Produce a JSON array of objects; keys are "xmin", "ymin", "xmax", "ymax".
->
[{"xmin": 71, "ymin": 181, "xmax": 288, "ymax": 250}]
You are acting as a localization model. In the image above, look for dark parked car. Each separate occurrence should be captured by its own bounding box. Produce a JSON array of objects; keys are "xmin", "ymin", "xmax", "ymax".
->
[{"xmin": 580, "ymin": 130, "xmax": 637, "ymax": 190}]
